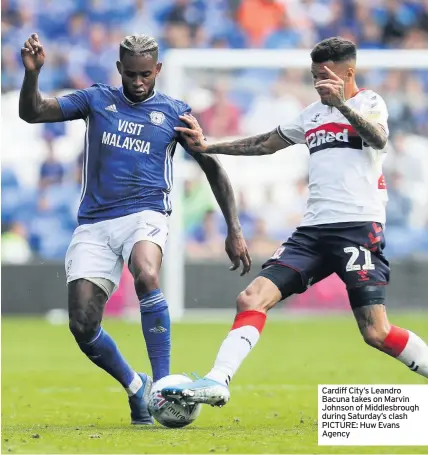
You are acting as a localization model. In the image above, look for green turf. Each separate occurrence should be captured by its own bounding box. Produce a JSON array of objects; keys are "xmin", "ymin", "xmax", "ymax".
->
[{"xmin": 2, "ymin": 315, "xmax": 428, "ymax": 454}]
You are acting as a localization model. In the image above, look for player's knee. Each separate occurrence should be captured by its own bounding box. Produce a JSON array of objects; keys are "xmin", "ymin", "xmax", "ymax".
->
[
  {"xmin": 68, "ymin": 280, "xmax": 104, "ymax": 343},
  {"xmin": 236, "ymin": 287, "xmax": 263, "ymax": 313},
  {"xmin": 134, "ymin": 267, "xmax": 160, "ymax": 294},
  {"xmin": 69, "ymin": 313, "xmax": 100, "ymax": 343},
  {"xmin": 361, "ymin": 326, "xmax": 390, "ymax": 350},
  {"xmin": 236, "ymin": 277, "xmax": 281, "ymax": 314}
]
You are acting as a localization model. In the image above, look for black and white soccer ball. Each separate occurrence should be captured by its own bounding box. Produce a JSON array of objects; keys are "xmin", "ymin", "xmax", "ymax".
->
[{"xmin": 148, "ymin": 374, "xmax": 201, "ymax": 428}]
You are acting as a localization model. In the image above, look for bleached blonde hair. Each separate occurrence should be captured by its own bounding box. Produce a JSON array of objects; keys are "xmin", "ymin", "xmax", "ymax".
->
[{"xmin": 120, "ymin": 34, "xmax": 159, "ymax": 60}]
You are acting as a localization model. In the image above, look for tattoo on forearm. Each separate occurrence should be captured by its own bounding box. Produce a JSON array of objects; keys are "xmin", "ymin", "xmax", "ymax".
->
[
  {"xmin": 337, "ymin": 104, "xmax": 387, "ymax": 150},
  {"xmin": 206, "ymin": 132, "xmax": 273, "ymax": 156}
]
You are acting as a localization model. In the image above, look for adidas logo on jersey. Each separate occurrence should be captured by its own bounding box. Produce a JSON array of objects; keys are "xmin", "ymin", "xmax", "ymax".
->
[{"xmin": 105, "ymin": 104, "xmax": 118, "ymax": 113}]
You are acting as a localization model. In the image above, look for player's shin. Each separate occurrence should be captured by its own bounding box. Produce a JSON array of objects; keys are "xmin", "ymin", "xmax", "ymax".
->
[
  {"xmin": 205, "ymin": 310, "xmax": 267, "ymax": 385},
  {"xmin": 77, "ymin": 327, "xmax": 143, "ymax": 395},
  {"xmin": 382, "ymin": 325, "xmax": 428, "ymax": 378},
  {"xmin": 139, "ymin": 289, "xmax": 171, "ymax": 382},
  {"xmin": 351, "ymin": 288, "xmax": 428, "ymax": 378}
]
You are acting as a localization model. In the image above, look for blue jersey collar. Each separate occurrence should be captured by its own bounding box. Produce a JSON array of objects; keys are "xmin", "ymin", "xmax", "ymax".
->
[{"xmin": 119, "ymin": 87, "xmax": 157, "ymax": 105}]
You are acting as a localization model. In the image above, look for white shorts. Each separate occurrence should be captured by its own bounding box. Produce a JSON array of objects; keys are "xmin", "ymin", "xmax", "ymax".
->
[{"xmin": 65, "ymin": 210, "xmax": 169, "ymax": 296}]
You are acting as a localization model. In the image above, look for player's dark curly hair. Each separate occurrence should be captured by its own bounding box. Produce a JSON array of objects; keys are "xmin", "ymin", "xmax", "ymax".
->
[
  {"xmin": 310, "ymin": 37, "xmax": 356, "ymax": 63},
  {"xmin": 120, "ymin": 34, "xmax": 159, "ymax": 61}
]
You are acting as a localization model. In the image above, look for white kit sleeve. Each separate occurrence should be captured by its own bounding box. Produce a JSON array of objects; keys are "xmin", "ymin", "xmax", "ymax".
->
[{"xmin": 277, "ymin": 114, "xmax": 306, "ymax": 145}]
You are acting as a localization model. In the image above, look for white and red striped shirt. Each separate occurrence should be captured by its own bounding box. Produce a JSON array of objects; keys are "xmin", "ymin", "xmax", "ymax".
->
[{"xmin": 278, "ymin": 89, "xmax": 389, "ymax": 226}]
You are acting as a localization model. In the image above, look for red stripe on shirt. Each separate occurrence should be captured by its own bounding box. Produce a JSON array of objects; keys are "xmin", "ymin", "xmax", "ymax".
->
[{"xmin": 305, "ymin": 122, "xmax": 358, "ymax": 138}]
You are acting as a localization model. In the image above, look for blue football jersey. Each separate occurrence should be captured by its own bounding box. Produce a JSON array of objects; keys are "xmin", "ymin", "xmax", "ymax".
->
[{"xmin": 56, "ymin": 84, "xmax": 190, "ymax": 225}]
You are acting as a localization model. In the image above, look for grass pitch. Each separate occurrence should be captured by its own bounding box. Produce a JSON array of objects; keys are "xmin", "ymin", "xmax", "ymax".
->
[{"xmin": 2, "ymin": 314, "xmax": 428, "ymax": 454}]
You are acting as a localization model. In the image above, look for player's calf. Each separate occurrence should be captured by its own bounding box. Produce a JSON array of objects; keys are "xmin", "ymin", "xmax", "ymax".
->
[
  {"xmin": 68, "ymin": 279, "xmax": 135, "ymax": 390},
  {"xmin": 68, "ymin": 279, "xmax": 106, "ymax": 343},
  {"xmin": 130, "ymin": 241, "xmax": 171, "ymax": 382},
  {"xmin": 203, "ymin": 266, "xmax": 303, "ymax": 388},
  {"xmin": 163, "ymin": 272, "xmax": 297, "ymax": 407},
  {"xmin": 133, "ymin": 265, "xmax": 160, "ymax": 294},
  {"xmin": 360, "ymin": 324, "xmax": 390, "ymax": 350},
  {"xmin": 203, "ymin": 277, "xmax": 281, "ymax": 387},
  {"xmin": 350, "ymin": 286, "xmax": 428, "ymax": 378},
  {"xmin": 68, "ymin": 279, "xmax": 153, "ymax": 423},
  {"xmin": 353, "ymin": 302, "xmax": 392, "ymax": 351}
]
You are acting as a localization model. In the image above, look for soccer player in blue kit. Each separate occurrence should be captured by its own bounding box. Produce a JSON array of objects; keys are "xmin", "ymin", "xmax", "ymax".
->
[{"xmin": 19, "ymin": 33, "xmax": 251, "ymax": 425}]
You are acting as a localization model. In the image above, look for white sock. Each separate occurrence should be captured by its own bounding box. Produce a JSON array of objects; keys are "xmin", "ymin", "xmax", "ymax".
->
[
  {"xmin": 205, "ymin": 311, "xmax": 266, "ymax": 385},
  {"xmin": 126, "ymin": 372, "xmax": 143, "ymax": 396},
  {"xmin": 384, "ymin": 326, "xmax": 428, "ymax": 378},
  {"xmin": 397, "ymin": 332, "xmax": 428, "ymax": 377}
]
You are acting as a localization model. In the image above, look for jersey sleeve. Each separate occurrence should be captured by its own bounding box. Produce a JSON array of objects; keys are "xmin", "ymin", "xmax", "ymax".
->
[
  {"xmin": 176, "ymin": 100, "xmax": 191, "ymax": 119},
  {"xmin": 56, "ymin": 85, "xmax": 98, "ymax": 121},
  {"xmin": 174, "ymin": 100, "xmax": 197, "ymax": 154},
  {"xmin": 175, "ymin": 100, "xmax": 192, "ymax": 133},
  {"xmin": 360, "ymin": 91, "xmax": 389, "ymax": 137},
  {"xmin": 277, "ymin": 114, "xmax": 306, "ymax": 145}
]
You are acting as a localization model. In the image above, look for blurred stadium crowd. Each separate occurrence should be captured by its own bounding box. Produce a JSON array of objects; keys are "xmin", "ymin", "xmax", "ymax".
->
[{"xmin": 2, "ymin": 0, "xmax": 428, "ymax": 264}]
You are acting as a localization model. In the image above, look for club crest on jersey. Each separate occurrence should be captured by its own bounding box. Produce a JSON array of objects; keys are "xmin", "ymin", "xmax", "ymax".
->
[
  {"xmin": 311, "ymin": 113, "xmax": 321, "ymax": 123},
  {"xmin": 150, "ymin": 111, "xmax": 165, "ymax": 125}
]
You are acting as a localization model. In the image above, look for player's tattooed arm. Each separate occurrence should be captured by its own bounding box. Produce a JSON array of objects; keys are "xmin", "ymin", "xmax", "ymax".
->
[
  {"xmin": 315, "ymin": 66, "xmax": 387, "ymax": 150},
  {"xmin": 175, "ymin": 114, "xmax": 291, "ymax": 156},
  {"xmin": 205, "ymin": 129, "xmax": 292, "ymax": 156},
  {"xmin": 19, "ymin": 33, "xmax": 64, "ymax": 123},
  {"xmin": 335, "ymin": 104, "xmax": 387, "ymax": 150},
  {"xmin": 189, "ymin": 151, "xmax": 252, "ymax": 275}
]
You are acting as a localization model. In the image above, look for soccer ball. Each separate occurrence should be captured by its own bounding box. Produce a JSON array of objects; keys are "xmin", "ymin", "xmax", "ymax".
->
[{"xmin": 148, "ymin": 374, "xmax": 201, "ymax": 428}]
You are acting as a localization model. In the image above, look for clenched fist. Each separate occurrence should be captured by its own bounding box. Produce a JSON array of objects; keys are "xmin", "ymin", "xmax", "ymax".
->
[{"xmin": 21, "ymin": 33, "xmax": 45, "ymax": 72}]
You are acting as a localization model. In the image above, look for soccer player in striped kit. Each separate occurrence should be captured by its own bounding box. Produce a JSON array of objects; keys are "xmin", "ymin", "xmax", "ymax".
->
[{"xmin": 19, "ymin": 33, "xmax": 251, "ymax": 424}]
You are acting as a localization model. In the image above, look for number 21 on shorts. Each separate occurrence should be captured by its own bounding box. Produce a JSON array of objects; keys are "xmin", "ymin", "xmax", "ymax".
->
[{"xmin": 344, "ymin": 246, "xmax": 375, "ymax": 272}]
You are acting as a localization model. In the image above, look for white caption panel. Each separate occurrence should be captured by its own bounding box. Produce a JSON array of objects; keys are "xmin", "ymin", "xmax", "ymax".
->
[{"xmin": 318, "ymin": 385, "xmax": 428, "ymax": 446}]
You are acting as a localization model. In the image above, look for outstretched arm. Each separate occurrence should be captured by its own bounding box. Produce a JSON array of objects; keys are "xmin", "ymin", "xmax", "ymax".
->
[
  {"xmin": 204, "ymin": 128, "xmax": 292, "ymax": 156},
  {"xmin": 187, "ymin": 149, "xmax": 251, "ymax": 275},
  {"xmin": 315, "ymin": 66, "xmax": 388, "ymax": 150},
  {"xmin": 175, "ymin": 114, "xmax": 293, "ymax": 156},
  {"xmin": 19, "ymin": 33, "xmax": 64, "ymax": 123}
]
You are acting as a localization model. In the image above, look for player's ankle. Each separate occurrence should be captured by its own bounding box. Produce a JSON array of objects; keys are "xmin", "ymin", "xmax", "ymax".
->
[
  {"xmin": 205, "ymin": 369, "xmax": 231, "ymax": 386},
  {"xmin": 126, "ymin": 372, "xmax": 144, "ymax": 397}
]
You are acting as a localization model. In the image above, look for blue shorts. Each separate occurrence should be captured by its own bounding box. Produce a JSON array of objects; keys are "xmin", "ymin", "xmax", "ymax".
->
[{"xmin": 262, "ymin": 222, "xmax": 390, "ymax": 293}]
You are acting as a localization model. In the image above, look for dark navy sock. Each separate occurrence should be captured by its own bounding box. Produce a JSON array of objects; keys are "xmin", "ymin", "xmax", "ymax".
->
[
  {"xmin": 78, "ymin": 327, "xmax": 135, "ymax": 388},
  {"xmin": 139, "ymin": 289, "xmax": 171, "ymax": 382}
]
